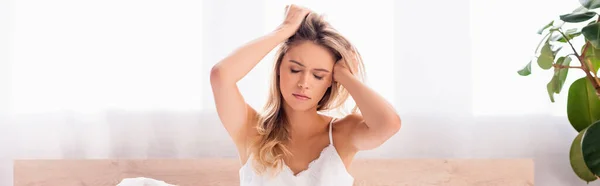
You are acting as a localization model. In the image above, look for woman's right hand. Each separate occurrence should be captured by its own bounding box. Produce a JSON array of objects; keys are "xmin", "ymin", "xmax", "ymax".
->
[{"xmin": 277, "ymin": 4, "xmax": 311, "ymax": 36}]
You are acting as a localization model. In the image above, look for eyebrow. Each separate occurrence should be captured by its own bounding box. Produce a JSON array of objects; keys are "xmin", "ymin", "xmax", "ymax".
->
[{"xmin": 289, "ymin": 60, "xmax": 330, "ymax": 73}]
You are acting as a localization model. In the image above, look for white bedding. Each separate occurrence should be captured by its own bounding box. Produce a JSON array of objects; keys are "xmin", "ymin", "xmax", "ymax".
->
[{"xmin": 117, "ymin": 177, "xmax": 175, "ymax": 186}]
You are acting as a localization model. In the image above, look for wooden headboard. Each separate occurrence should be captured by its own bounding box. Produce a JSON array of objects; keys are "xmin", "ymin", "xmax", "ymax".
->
[{"xmin": 14, "ymin": 158, "xmax": 534, "ymax": 186}]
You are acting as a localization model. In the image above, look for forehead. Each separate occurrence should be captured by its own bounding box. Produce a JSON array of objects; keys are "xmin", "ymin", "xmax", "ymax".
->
[{"xmin": 284, "ymin": 41, "xmax": 336, "ymax": 68}]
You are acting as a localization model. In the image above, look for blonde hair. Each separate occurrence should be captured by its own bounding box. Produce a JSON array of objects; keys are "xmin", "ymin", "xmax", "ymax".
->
[{"xmin": 248, "ymin": 12, "xmax": 366, "ymax": 177}]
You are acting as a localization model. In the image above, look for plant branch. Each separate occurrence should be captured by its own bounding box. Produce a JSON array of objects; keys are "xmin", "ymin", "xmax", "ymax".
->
[
  {"xmin": 553, "ymin": 64, "xmax": 582, "ymax": 69},
  {"xmin": 585, "ymin": 57, "xmax": 599, "ymax": 77},
  {"xmin": 582, "ymin": 43, "xmax": 600, "ymax": 95},
  {"xmin": 560, "ymin": 28, "xmax": 600, "ymax": 97},
  {"xmin": 559, "ymin": 29, "xmax": 582, "ymax": 58}
]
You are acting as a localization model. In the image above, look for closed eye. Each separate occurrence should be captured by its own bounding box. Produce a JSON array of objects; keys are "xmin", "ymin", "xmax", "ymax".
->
[{"xmin": 290, "ymin": 68, "xmax": 323, "ymax": 80}]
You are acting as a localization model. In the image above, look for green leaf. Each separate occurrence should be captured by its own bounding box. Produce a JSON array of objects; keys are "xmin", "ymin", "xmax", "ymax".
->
[
  {"xmin": 570, "ymin": 126, "xmax": 598, "ymax": 183},
  {"xmin": 553, "ymin": 21, "xmax": 566, "ymax": 30},
  {"xmin": 561, "ymin": 32, "xmax": 582, "ymax": 42},
  {"xmin": 582, "ymin": 23, "xmax": 600, "ymax": 48},
  {"xmin": 568, "ymin": 77, "xmax": 600, "ymax": 132},
  {"xmin": 552, "ymin": 46, "xmax": 563, "ymax": 56},
  {"xmin": 538, "ymin": 21, "xmax": 554, "ymax": 35},
  {"xmin": 547, "ymin": 56, "xmax": 569, "ymax": 98},
  {"xmin": 590, "ymin": 45, "xmax": 600, "ymax": 59},
  {"xmin": 547, "ymin": 81, "xmax": 556, "ymax": 103},
  {"xmin": 580, "ymin": 0, "xmax": 600, "ymax": 9},
  {"xmin": 591, "ymin": 58, "xmax": 600, "ymax": 75},
  {"xmin": 518, "ymin": 61, "xmax": 532, "ymax": 76},
  {"xmin": 554, "ymin": 57, "xmax": 571, "ymax": 93},
  {"xmin": 550, "ymin": 33, "xmax": 563, "ymax": 41},
  {"xmin": 556, "ymin": 56, "xmax": 566, "ymax": 66},
  {"xmin": 551, "ymin": 29, "xmax": 583, "ymax": 43},
  {"xmin": 584, "ymin": 45, "xmax": 600, "ymax": 74},
  {"xmin": 560, "ymin": 12, "xmax": 597, "ymax": 23},
  {"xmin": 582, "ymin": 120, "xmax": 600, "ymax": 176},
  {"xmin": 536, "ymin": 32, "xmax": 553, "ymax": 54},
  {"xmin": 574, "ymin": 6, "xmax": 589, "ymax": 13},
  {"xmin": 538, "ymin": 40, "xmax": 555, "ymax": 70},
  {"xmin": 567, "ymin": 28, "xmax": 580, "ymax": 34}
]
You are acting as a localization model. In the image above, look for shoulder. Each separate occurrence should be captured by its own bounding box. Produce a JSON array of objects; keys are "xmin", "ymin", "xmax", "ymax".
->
[
  {"xmin": 331, "ymin": 113, "xmax": 364, "ymax": 130},
  {"xmin": 331, "ymin": 113, "xmax": 364, "ymax": 147},
  {"xmin": 329, "ymin": 113, "xmax": 364, "ymax": 164}
]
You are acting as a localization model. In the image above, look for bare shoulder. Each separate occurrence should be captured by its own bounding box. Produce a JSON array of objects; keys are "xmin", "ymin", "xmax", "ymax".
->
[
  {"xmin": 335, "ymin": 112, "xmax": 401, "ymax": 152},
  {"xmin": 330, "ymin": 113, "xmax": 364, "ymax": 164},
  {"xmin": 331, "ymin": 113, "xmax": 364, "ymax": 133}
]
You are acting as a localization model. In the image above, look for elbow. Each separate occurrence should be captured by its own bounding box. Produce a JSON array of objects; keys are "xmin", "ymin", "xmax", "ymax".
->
[
  {"xmin": 210, "ymin": 64, "xmax": 227, "ymax": 85},
  {"xmin": 389, "ymin": 113, "xmax": 401, "ymax": 135},
  {"xmin": 210, "ymin": 65, "xmax": 221, "ymax": 83},
  {"xmin": 372, "ymin": 113, "xmax": 402, "ymax": 137},
  {"xmin": 210, "ymin": 63, "xmax": 240, "ymax": 85}
]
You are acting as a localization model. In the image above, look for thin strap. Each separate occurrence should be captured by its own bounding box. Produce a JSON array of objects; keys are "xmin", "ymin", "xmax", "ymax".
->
[{"xmin": 328, "ymin": 117, "xmax": 335, "ymax": 144}]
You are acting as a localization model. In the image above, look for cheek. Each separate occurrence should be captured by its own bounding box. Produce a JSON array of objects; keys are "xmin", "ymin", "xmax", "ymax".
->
[
  {"xmin": 313, "ymin": 79, "xmax": 332, "ymax": 95},
  {"xmin": 279, "ymin": 73, "xmax": 294, "ymax": 92}
]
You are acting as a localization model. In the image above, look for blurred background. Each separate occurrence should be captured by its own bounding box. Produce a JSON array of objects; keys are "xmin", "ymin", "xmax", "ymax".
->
[{"xmin": 0, "ymin": 0, "xmax": 593, "ymax": 185}]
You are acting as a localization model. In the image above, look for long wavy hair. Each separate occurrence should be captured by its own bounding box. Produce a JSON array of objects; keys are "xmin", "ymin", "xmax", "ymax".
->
[{"xmin": 248, "ymin": 11, "xmax": 366, "ymax": 177}]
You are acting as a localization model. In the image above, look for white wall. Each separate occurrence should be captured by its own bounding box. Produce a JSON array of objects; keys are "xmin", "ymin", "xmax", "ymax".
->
[{"xmin": 2, "ymin": 0, "xmax": 598, "ymax": 185}]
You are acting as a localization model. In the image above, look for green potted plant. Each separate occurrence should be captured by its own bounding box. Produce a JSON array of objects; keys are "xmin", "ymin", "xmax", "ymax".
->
[{"xmin": 518, "ymin": 0, "xmax": 600, "ymax": 183}]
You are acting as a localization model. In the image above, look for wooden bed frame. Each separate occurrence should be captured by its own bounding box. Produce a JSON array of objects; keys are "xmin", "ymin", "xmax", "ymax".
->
[{"xmin": 14, "ymin": 158, "xmax": 534, "ymax": 186}]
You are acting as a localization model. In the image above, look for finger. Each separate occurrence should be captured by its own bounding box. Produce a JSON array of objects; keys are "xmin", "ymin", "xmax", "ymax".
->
[
  {"xmin": 304, "ymin": 10, "xmax": 311, "ymax": 18},
  {"xmin": 301, "ymin": 7, "xmax": 311, "ymax": 16}
]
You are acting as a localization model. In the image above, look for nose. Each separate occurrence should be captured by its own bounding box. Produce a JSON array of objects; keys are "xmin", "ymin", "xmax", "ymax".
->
[{"xmin": 297, "ymin": 73, "xmax": 310, "ymax": 89}]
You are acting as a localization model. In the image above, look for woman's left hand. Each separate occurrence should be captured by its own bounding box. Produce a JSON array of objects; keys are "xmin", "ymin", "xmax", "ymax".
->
[{"xmin": 333, "ymin": 53, "xmax": 359, "ymax": 83}]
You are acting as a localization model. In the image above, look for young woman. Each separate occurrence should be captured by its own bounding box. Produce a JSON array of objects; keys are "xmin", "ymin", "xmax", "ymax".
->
[{"xmin": 210, "ymin": 4, "xmax": 401, "ymax": 186}]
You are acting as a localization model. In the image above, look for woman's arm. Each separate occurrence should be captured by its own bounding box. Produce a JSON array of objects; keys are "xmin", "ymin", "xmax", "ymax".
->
[
  {"xmin": 210, "ymin": 28, "xmax": 290, "ymax": 146},
  {"xmin": 211, "ymin": 28, "xmax": 291, "ymax": 83},
  {"xmin": 333, "ymin": 59, "xmax": 402, "ymax": 151},
  {"xmin": 210, "ymin": 5, "xmax": 310, "ymax": 157},
  {"xmin": 211, "ymin": 5, "xmax": 310, "ymax": 83}
]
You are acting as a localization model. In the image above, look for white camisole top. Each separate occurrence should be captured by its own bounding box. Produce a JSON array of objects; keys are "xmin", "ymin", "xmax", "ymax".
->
[{"xmin": 239, "ymin": 118, "xmax": 354, "ymax": 186}]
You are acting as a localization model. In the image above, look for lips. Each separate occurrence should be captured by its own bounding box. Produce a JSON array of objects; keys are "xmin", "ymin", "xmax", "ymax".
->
[{"xmin": 292, "ymin": 93, "xmax": 310, "ymax": 100}]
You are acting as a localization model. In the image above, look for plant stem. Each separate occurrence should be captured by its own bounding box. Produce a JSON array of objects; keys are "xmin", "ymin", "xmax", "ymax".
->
[
  {"xmin": 585, "ymin": 57, "xmax": 599, "ymax": 76},
  {"xmin": 553, "ymin": 64, "xmax": 582, "ymax": 69},
  {"xmin": 560, "ymin": 28, "xmax": 600, "ymax": 96},
  {"xmin": 559, "ymin": 29, "xmax": 582, "ymax": 59}
]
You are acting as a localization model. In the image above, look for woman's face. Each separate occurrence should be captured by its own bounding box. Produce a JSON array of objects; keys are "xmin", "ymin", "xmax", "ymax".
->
[{"xmin": 279, "ymin": 41, "xmax": 336, "ymax": 111}]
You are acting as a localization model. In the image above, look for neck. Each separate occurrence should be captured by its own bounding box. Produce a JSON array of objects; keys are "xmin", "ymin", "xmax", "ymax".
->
[{"xmin": 283, "ymin": 103, "xmax": 329, "ymax": 139}]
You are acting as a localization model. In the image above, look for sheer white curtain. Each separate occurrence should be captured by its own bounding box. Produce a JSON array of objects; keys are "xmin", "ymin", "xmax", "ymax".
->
[
  {"xmin": 9, "ymin": 0, "xmax": 206, "ymax": 154},
  {"xmin": 1, "ymin": 0, "xmax": 592, "ymax": 185},
  {"xmin": 1, "ymin": 0, "xmax": 14, "ymax": 184}
]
